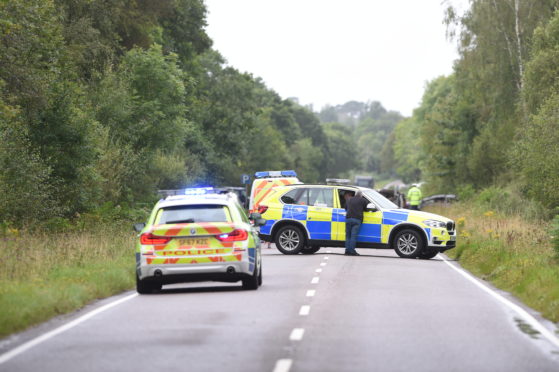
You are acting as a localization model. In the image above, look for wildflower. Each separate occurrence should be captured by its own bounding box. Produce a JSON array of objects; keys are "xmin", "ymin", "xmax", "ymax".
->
[
  {"xmin": 457, "ymin": 217, "xmax": 466, "ymax": 228},
  {"xmin": 484, "ymin": 210, "xmax": 495, "ymax": 217}
]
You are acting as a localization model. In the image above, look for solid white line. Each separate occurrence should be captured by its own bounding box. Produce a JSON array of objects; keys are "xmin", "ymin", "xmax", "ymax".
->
[
  {"xmin": 273, "ymin": 359, "xmax": 293, "ymax": 372},
  {"xmin": 0, "ymin": 293, "xmax": 138, "ymax": 365},
  {"xmin": 315, "ymin": 268, "xmax": 322, "ymax": 273},
  {"xmin": 439, "ymin": 254, "xmax": 559, "ymax": 349},
  {"xmin": 311, "ymin": 277, "xmax": 319, "ymax": 284},
  {"xmin": 306, "ymin": 289, "xmax": 316, "ymax": 297},
  {"xmin": 320, "ymin": 262, "xmax": 327, "ymax": 267},
  {"xmin": 299, "ymin": 305, "xmax": 311, "ymax": 316},
  {"xmin": 290, "ymin": 328, "xmax": 305, "ymax": 341}
]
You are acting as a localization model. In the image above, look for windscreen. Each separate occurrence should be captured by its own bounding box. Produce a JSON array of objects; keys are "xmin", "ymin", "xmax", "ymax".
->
[
  {"xmin": 362, "ymin": 189, "xmax": 399, "ymax": 209},
  {"xmin": 155, "ymin": 205, "xmax": 231, "ymax": 224}
]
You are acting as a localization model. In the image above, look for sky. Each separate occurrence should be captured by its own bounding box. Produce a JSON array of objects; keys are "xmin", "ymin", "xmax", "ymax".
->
[{"xmin": 204, "ymin": 0, "xmax": 468, "ymax": 117}]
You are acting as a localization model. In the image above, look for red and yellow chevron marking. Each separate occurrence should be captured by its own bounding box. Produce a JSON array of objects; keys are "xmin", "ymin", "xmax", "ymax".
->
[
  {"xmin": 151, "ymin": 222, "xmax": 234, "ymax": 238},
  {"xmin": 146, "ymin": 254, "xmax": 242, "ymax": 265},
  {"xmin": 251, "ymin": 178, "xmax": 295, "ymax": 212}
]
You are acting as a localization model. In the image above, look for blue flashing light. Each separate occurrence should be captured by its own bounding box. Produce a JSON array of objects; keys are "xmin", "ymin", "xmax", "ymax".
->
[
  {"xmin": 255, "ymin": 170, "xmax": 297, "ymax": 178},
  {"xmin": 183, "ymin": 187, "xmax": 214, "ymax": 195}
]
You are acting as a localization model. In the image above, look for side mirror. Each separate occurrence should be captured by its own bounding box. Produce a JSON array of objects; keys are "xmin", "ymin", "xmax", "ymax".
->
[
  {"xmin": 249, "ymin": 212, "xmax": 267, "ymax": 227},
  {"xmin": 133, "ymin": 223, "xmax": 145, "ymax": 232},
  {"xmin": 366, "ymin": 203, "xmax": 377, "ymax": 212}
]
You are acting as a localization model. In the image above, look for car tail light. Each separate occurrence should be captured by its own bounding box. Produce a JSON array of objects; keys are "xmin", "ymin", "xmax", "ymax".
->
[
  {"xmin": 140, "ymin": 233, "xmax": 171, "ymax": 245},
  {"xmin": 216, "ymin": 229, "xmax": 248, "ymax": 242},
  {"xmin": 258, "ymin": 205, "xmax": 268, "ymax": 214}
]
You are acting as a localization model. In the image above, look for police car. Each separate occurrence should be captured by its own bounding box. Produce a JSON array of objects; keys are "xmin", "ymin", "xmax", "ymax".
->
[
  {"xmin": 257, "ymin": 184, "xmax": 456, "ymax": 259},
  {"xmin": 133, "ymin": 188, "xmax": 265, "ymax": 293}
]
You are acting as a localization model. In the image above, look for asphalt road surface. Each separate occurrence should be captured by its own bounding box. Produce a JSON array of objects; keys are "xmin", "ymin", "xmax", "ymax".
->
[{"xmin": 1, "ymin": 247, "xmax": 559, "ymax": 372}]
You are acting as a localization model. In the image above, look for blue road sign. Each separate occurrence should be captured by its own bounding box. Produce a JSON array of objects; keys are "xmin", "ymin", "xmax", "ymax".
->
[{"xmin": 241, "ymin": 174, "xmax": 251, "ymax": 185}]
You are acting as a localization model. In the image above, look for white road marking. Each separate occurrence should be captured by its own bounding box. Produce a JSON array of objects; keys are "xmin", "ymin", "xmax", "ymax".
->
[
  {"xmin": 290, "ymin": 328, "xmax": 305, "ymax": 341},
  {"xmin": 273, "ymin": 359, "xmax": 293, "ymax": 372},
  {"xmin": 326, "ymin": 250, "xmax": 332, "ymax": 253},
  {"xmin": 324, "ymin": 256, "xmax": 329, "ymax": 260},
  {"xmin": 439, "ymin": 254, "xmax": 559, "ymax": 349},
  {"xmin": 299, "ymin": 305, "xmax": 311, "ymax": 316},
  {"xmin": 311, "ymin": 277, "xmax": 319, "ymax": 284},
  {"xmin": 315, "ymin": 268, "xmax": 322, "ymax": 273},
  {"xmin": 320, "ymin": 262, "xmax": 327, "ymax": 267},
  {"xmin": 0, "ymin": 293, "xmax": 138, "ymax": 365},
  {"xmin": 306, "ymin": 289, "xmax": 316, "ymax": 297}
]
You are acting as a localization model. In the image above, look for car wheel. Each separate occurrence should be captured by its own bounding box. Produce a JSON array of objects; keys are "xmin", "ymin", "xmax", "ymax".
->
[
  {"xmin": 393, "ymin": 229, "xmax": 424, "ymax": 258},
  {"xmin": 136, "ymin": 274, "xmax": 162, "ymax": 294},
  {"xmin": 419, "ymin": 249, "xmax": 439, "ymax": 259},
  {"xmin": 257, "ymin": 263, "xmax": 263, "ymax": 286},
  {"xmin": 300, "ymin": 245, "xmax": 320, "ymax": 254},
  {"xmin": 275, "ymin": 225, "xmax": 305, "ymax": 254},
  {"xmin": 242, "ymin": 262, "xmax": 259, "ymax": 290}
]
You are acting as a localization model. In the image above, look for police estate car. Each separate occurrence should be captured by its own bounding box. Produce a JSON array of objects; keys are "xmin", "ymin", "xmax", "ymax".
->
[
  {"xmin": 257, "ymin": 184, "xmax": 456, "ymax": 259},
  {"xmin": 133, "ymin": 188, "xmax": 265, "ymax": 293}
]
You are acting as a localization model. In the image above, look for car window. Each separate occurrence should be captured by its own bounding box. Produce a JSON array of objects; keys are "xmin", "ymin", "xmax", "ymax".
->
[
  {"xmin": 155, "ymin": 204, "xmax": 231, "ymax": 224},
  {"xmin": 234, "ymin": 203, "xmax": 250, "ymax": 223},
  {"xmin": 308, "ymin": 188, "xmax": 333, "ymax": 207},
  {"xmin": 281, "ymin": 188, "xmax": 308, "ymax": 205}
]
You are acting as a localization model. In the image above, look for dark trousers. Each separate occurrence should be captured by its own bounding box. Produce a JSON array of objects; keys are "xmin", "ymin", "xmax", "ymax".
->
[{"xmin": 345, "ymin": 218, "xmax": 361, "ymax": 253}]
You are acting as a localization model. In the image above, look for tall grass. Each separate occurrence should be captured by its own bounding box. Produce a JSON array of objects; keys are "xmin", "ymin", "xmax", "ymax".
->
[
  {"xmin": 426, "ymin": 203, "xmax": 559, "ymax": 323},
  {"xmin": 0, "ymin": 223, "xmax": 136, "ymax": 337}
]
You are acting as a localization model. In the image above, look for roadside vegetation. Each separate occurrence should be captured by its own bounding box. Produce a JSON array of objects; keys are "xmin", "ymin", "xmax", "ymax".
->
[
  {"xmin": 0, "ymin": 207, "xmax": 146, "ymax": 337},
  {"xmin": 425, "ymin": 188, "xmax": 559, "ymax": 324}
]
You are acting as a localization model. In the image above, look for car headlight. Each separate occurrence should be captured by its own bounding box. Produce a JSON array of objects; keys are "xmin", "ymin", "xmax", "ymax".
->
[{"xmin": 423, "ymin": 219, "xmax": 447, "ymax": 228}]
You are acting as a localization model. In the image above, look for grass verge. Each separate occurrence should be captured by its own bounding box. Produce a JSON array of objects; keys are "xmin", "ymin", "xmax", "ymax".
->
[
  {"xmin": 426, "ymin": 203, "xmax": 559, "ymax": 324},
  {"xmin": 0, "ymin": 224, "xmax": 135, "ymax": 338}
]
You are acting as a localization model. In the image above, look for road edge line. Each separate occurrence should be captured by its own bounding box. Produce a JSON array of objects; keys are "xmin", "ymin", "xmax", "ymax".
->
[
  {"xmin": 438, "ymin": 254, "xmax": 559, "ymax": 349},
  {"xmin": 0, "ymin": 292, "xmax": 138, "ymax": 365}
]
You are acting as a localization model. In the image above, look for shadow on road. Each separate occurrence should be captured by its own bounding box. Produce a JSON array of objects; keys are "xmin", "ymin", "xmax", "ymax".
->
[{"xmin": 153, "ymin": 285, "xmax": 244, "ymax": 295}]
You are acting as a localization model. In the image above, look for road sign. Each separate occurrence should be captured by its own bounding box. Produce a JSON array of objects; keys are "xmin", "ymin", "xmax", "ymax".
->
[{"xmin": 241, "ymin": 174, "xmax": 251, "ymax": 185}]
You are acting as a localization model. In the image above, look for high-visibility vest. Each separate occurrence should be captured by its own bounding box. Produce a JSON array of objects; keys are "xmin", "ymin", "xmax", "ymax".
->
[{"xmin": 407, "ymin": 187, "xmax": 422, "ymax": 206}]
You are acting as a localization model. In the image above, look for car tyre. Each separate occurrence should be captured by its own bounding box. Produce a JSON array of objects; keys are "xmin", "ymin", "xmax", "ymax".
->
[
  {"xmin": 242, "ymin": 262, "xmax": 260, "ymax": 290},
  {"xmin": 275, "ymin": 225, "xmax": 305, "ymax": 255},
  {"xmin": 136, "ymin": 274, "xmax": 162, "ymax": 294},
  {"xmin": 300, "ymin": 245, "xmax": 320, "ymax": 254},
  {"xmin": 393, "ymin": 229, "xmax": 424, "ymax": 258}
]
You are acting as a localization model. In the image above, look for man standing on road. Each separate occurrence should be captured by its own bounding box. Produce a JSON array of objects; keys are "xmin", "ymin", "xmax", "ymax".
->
[
  {"xmin": 407, "ymin": 184, "xmax": 422, "ymax": 210},
  {"xmin": 345, "ymin": 190, "xmax": 369, "ymax": 256}
]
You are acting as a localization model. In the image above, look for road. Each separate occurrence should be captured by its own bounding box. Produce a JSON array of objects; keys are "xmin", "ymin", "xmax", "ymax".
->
[{"xmin": 1, "ymin": 247, "xmax": 559, "ymax": 372}]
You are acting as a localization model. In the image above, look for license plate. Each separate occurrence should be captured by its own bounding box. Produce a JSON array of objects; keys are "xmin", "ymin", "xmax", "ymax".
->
[{"xmin": 176, "ymin": 238, "xmax": 209, "ymax": 247}]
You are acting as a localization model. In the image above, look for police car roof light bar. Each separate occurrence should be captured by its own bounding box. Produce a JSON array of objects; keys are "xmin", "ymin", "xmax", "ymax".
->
[
  {"xmin": 254, "ymin": 170, "xmax": 297, "ymax": 178},
  {"xmin": 183, "ymin": 187, "xmax": 214, "ymax": 195}
]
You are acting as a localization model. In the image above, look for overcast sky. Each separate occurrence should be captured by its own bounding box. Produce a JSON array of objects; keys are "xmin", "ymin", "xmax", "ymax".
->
[{"xmin": 204, "ymin": 0, "xmax": 467, "ymax": 117}]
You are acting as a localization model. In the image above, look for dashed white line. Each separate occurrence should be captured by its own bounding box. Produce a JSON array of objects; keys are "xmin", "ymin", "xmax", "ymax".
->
[
  {"xmin": 439, "ymin": 254, "xmax": 559, "ymax": 349},
  {"xmin": 315, "ymin": 268, "xmax": 322, "ymax": 273},
  {"xmin": 320, "ymin": 262, "xmax": 327, "ymax": 267},
  {"xmin": 306, "ymin": 289, "xmax": 316, "ymax": 297},
  {"xmin": 273, "ymin": 359, "xmax": 293, "ymax": 372},
  {"xmin": 0, "ymin": 293, "xmax": 138, "ymax": 365},
  {"xmin": 326, "ymin": 250, "xmax": 332, "ymax": 253},
  {"xmin": 324, "ymin": 256, "xmax": 329, "ymax": 260},
  {"xmin": 311, "ymin": 277, "xmax": 319, "ymax": 284},
  {"xmin": 299, "ymin": 305, "xmax": 311, "ymax": 316},
  {"xmin": 290, "ymin": 328, "xmax": 305, "ymax": 341}
]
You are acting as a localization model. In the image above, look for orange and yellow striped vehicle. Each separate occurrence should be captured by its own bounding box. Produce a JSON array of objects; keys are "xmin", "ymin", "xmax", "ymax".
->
[{"xmin": 133, "ymin": 189, "xmax": 265, "ymax": 293}]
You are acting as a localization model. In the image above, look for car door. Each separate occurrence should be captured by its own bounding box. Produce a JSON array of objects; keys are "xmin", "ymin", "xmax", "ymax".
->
[
  {"xmin": 332, "ymin": 188, "xmax": 383, "ymax": 243},
  {"xmin": 306, "ymin": 187, "xmax": 335, "ymax": 240}
]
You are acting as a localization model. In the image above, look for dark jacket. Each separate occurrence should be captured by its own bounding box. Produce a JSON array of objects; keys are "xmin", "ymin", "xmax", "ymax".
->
[{"xmin": 345, "ymin": 196, "xmax": 369, "ymax": 221}]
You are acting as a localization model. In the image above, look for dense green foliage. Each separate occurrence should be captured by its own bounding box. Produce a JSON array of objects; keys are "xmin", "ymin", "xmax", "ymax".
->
[
  {"xmin": 390, "ymin": 1, "xmax": 559, "ymax": 214},
  {"xmin": 0, "ymin": 0, "xmax": 342, "ymax": 226}
]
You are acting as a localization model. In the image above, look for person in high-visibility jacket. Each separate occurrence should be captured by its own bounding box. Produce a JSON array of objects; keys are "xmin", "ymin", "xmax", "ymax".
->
[{"xmin": 407, "ymin": 184, "xmax": 422, "ymax": 210}]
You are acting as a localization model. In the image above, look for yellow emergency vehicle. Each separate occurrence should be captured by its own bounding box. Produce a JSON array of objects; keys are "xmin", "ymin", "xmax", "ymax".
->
[
  {"xmin": 257, "ymin": 184, "xmax": 456, "ymax": 259},
  {"xmin": 133, "ymin": 188, "xmax": 265, "ymax": 293},
  {"xmin": 249, "ymin": 170, "xmax": 301, "ymax": 214}
]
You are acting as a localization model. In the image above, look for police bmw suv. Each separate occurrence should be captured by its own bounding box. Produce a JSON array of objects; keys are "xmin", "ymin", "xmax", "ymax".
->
[{"xmin": 257, "ymin": 184, "xmax": 456, "ymax": 259}]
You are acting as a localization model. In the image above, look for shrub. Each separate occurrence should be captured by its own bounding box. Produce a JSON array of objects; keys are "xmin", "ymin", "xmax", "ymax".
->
[{"xmin": 552, "ymin": 215, "xmax": 559, "ymax": 258}]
